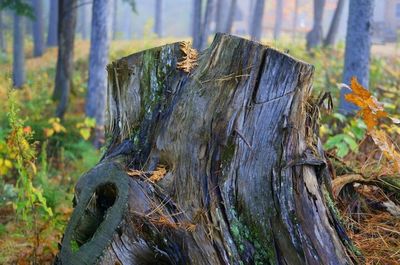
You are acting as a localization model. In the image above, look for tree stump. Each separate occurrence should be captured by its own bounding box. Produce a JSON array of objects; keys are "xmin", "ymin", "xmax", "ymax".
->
[{"xmin": 55, "ymin": 34, "xmax": 358, "ymax": 265}]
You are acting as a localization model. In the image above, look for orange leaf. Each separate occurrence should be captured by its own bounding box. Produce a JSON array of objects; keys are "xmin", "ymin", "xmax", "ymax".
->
[
  {"xmin": 148, "ymin": 165, "xmax": 167, "ymax": 183},
  {"xmin": 344, "ymin": 93, "xmax": 368, "ymax": 109},
  {"xmin": 350, "ymin": 77, "xmax": 371, "ymax": 99},
  {"xmin": 344, "ymin": 77, "xmax": 388, "ymax": 130}
]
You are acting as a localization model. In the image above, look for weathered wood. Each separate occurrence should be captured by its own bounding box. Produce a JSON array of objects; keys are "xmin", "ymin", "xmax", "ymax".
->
[{"xmin": 56, "ymin": 34, "xmax": 357, "ymax": 265}]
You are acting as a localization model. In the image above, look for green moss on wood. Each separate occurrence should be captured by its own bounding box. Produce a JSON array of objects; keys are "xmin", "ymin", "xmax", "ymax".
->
[
  {"xmin": 323, "ymin": 189, "xmax": 363, "ymax": 259},
  {"xmin": 229, "ymin": 208, "xmax": 276, "ymax": 265}
]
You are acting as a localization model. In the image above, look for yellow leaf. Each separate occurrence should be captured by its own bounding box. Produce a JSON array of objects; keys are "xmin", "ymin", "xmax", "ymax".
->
[
  {"xmin": 79, "ymin": 128, "xmax": 91, "ymax": 140},
  {"xmin": 52, "ymin": 122, "xmax": 66, "ymax": 133},
  {"xmin": 0, "ymin": 166, "xmax": 7, "ymax": 175},
  {"xmin": 4, "ymin": 159, "xmax": 12, "ymax": 169},
  {"xmin": 48, "ymin": 117, "xmax": 60, "ymax": 124},
  {"xmin": 44, "ymin": 128, "xmax": 54, "ymax": 138},
  {"xmin": 84, "ymin": 117, "xmax": 96, "ymax": 128}
]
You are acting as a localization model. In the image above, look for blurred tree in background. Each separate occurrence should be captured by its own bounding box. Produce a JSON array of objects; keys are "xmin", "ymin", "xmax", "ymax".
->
[
  {"xmin": 32, "ymin": 0, "xmax": 45, "ymax": 57},
  {"xmin": 54, "ymin": 0, "xmax": 77, "ymax": 118},
  {"xmin": 339, "ymin": 0, "xmax": 374, "ymax": 113},
  {"xmin": 85, "ymin": 0, "xmax": 113, "ymax": 147}
]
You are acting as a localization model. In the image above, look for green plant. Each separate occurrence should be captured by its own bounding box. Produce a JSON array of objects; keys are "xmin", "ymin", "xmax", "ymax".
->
[
  {"xmin": 76, "ymin": 117, "xmax": 96, "ymax": 140},
  {"xmin": 6, "ymin": 91, "xmax": 53, "ymax": 221},
  {"xmin": 324, "ymin": 113, "xmax": 366, "ymax": 158}
]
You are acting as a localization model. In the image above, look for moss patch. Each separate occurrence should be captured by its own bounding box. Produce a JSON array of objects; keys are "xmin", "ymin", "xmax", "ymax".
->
[{"xmin": 229, "ymin": 208, "xmax": 276, "ymax": 265}]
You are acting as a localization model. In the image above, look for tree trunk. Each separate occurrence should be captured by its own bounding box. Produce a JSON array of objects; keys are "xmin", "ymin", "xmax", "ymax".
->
[
  {"xmin": 249, "ymin": 0, "xmax": 265, "ymax": 41},
  {"xmin": 32, "ymin": 0, "xmax": 45, "ymax": 57},
  {"xmin": 79, "ymin": 1, "xmax": 91, "ymax": 40},
  {"xmin": 0, "ymin": 11, "xmax": 6, "ymax": 53},
  {"xmin": 13, "ymin": 11, "xmax": 25, "ymax": 88},
  {"xmin": 154, "ymin": 0, "xmax": 163, "ymax": 37},
  {"xmin": 85, "ymin": 0, "xmax": 113, "ymax": 148},
  {"xmin": 224, "ymin": 0, "xmax": 237, "ymax": 34},
  {"xmin": 47, "ymin": 0, "xmax": 58, "ymax": 47},
  {"xmin": 339, "ymin": 0, "xmax": 374, "ymax": 114},
  {"xmin": 323, "ymin": 0, "xmax": 345, "ymax": 47},
  {"xmin": 192, "ymin": 0, "xmax": 202, "ymax": 50},
  {"xmin": 121, "ymin": 1, "xmax": 133, "ymax": 40},
  {"xmin": 200, "ymin": 0, "xmax": 214, "ymax": 49},
  {"xmin": 54, "ymin": 0, "xmax": 78, "ymax": 119},
  {"xmin": 215, "ymin": 0, "xmax": 224, "ymax": 33},
  {"xmin": 273, "ymin": 0, "xmax": 283, "ymax": 40},
  {"xmin": 56, "ymin": 34, "xmax": 358, "ymax": 265},
  {"xmin": 112, "ymin": 0, "xmax": 118, "ymax": 40},
  {"xmin": 306, "ymin": 0, "xmax": 326, "ymax": 50},
  {"xmin": 291, "ymin": 0, "xmax": 299, "ymax": 42}
]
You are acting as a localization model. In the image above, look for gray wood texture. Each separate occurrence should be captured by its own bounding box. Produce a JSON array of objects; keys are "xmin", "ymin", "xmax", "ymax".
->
[{"xmin": 56, "ymin": 34, "xmax": 357, "ymax": 265}]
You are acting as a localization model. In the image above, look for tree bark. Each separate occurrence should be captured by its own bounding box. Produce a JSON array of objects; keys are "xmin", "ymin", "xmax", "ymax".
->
[
  {"xmin": 273, "ymin": 0, "xmax": 283, "ymax": 40},
  {"xmin": 306, "ymin": 0, "xmax": 326, "ymax": 50},
  {"xmin": 13, "ymin": 11, "xmax": 25, "ymax": 88},
  {"xmin": 249, "ymin": 0, "xmax": 265, "ymax": 41},
  {"xmin": 85, "ymin": 0, "xmax": 113, "ymax": 147},
  {"xmin": 54, "ymin": 0, "xmax": 78, "ymax": 119},
  {"xmin": 200, "ymin": 0, "xmax": 214, "ymax": 49},
  {"xmin": 192, "ymin": 0, "xmax": 202, "ymax": 50},
  {"xmin": 32, "ymin": 0, "xmax": 45, "ymax": 57},
  {"xmin": 47, "ymin": 0, "xmax": 58, "ymax": 47},
  {"xmin": 224, "ymin": 0, "xmax": 237, "ymax": 34},
  {"xmin": 56, "ymin": 34, "xmax": 358, "ymax": 265},
  {"xmin": 323, "ymin": 0, "xmax": 345, "ymax": 47},
  {"xmin": 154, "ymin": 0, "xmax": 163, "ymax": 37},
  {"xmin": 339, "ymin": 0, "xmax": 374, "ymax": 114}
]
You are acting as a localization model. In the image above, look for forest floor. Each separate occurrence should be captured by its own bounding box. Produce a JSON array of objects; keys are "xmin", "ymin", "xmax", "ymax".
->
[
  {"xmin": 371, "ymin": 43, "xmax": 400, "ymax": 58},
  {"xmin": 0, "ymin": 37, "xmax": 399, "ymax": 264}
]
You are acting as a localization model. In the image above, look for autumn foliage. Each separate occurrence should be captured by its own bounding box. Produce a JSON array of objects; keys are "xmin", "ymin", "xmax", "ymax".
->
[{"xmin": 345, "ymin": 77, "xmax": 400, "ymax": 174}]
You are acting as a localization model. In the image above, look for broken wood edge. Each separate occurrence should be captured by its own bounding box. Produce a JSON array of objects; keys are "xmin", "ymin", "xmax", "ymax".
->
[{"xmin": 56, "ymin": 162, "xmax": 129, "ymax": 265}]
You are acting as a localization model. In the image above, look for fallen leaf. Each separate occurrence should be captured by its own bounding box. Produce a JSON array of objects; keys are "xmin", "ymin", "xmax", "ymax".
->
[{"xmin": 148, "ymin": 165, "xmax": 167, "ymax": 183}]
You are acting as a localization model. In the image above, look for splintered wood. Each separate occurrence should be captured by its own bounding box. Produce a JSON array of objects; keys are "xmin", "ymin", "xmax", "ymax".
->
[{"xmin": 177, "ymin": 41, "xmax": 198, "ymax": 73}]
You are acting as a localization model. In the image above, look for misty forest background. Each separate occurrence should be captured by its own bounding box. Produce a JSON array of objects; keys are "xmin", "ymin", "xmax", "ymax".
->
[{"xmin": 0, "ymin": 0, "xmax": 399, "ymax": 264}]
